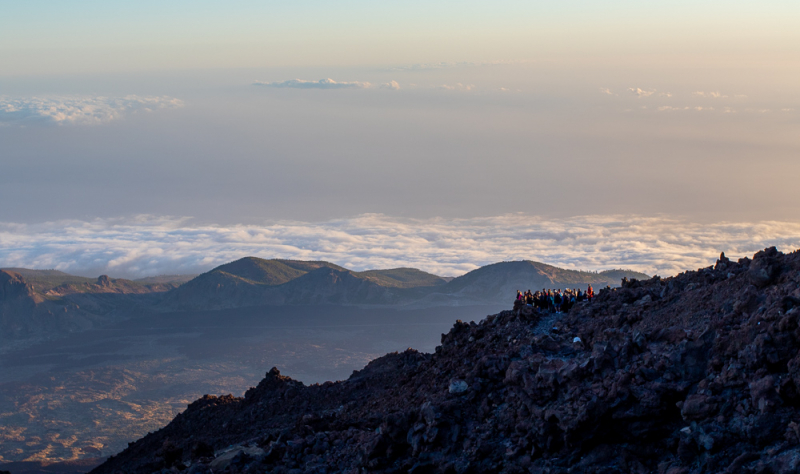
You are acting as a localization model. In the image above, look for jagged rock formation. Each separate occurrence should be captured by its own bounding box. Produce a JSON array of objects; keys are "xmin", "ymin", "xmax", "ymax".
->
[{"xmin": 93, "ymin": 248, "xmax": 800, "ymax": 473}]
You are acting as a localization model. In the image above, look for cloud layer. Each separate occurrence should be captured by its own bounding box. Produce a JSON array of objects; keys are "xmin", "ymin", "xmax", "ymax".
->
[
  {"xmin": 1, "ymin": 214, "xmax": 798, "ymax": 279},
  {"xmin": 0, "ymin": 95, "xmax": 183, "ymax": 125},
  {"xmin": 254, "ymin": 78, "xmax": 372, "ymax": 89}
]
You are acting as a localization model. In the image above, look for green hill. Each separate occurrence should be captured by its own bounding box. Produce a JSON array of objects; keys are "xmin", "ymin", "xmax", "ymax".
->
[
  {"xmin": 134, "ymin": 275, "xmax": 197, "ymax": 285},
  {"xmin": 355, "ymin": 268, "xmax": 448, "ymax": 288},
  {"xmin": 209, "ymin": 258, "xmax": 345, "ymax": 286},
  {"xmin": 161, "ymin": 259, "xmax": 449, "ymax": 310}
]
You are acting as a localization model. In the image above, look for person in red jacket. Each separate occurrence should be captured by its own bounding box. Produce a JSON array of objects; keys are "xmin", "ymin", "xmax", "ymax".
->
[{"xmin": 587, "ymin": 285, "xmax": 594, "ymax": 302}]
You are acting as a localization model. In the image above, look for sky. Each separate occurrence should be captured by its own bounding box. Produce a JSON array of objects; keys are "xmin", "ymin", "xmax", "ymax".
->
[{"xmin": 1, "ymin": 1, "xmax": 799, "ymax": 277}]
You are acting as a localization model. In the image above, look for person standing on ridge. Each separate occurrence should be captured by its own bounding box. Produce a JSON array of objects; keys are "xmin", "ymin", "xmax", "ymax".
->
[
  {"xmin": 554, "ymin": 289, "xmax": 563, "ymax": 313},
  {"xmin": 587, "ymin": 284, "xmax": 594, "ymax": 302}
]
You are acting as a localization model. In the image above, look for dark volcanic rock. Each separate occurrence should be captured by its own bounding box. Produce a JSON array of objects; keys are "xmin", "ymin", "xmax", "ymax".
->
[{"xmin": 93, "ymin": 247, "xmax": 800, "ymax": 474}]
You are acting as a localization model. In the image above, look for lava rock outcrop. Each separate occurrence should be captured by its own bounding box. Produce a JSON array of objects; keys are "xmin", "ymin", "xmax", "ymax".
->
[{"xmin": 93, "ymin": 248, "xmax": 800, "ymax": 474}]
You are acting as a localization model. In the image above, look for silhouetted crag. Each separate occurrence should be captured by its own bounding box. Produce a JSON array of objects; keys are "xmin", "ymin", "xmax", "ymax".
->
[{"xmin": 93, "ymin": 247, "xmax": 800, "ymax": 474}]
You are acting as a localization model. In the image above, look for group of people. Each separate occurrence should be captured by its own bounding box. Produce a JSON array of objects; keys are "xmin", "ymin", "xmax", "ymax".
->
[{"xmin": 515, "ymin": 285, "xmax": 594, "ymax": 314}]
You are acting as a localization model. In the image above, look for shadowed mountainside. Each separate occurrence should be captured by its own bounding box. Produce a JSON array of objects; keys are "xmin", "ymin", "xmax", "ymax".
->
[
  {"xmin": 159, "ymin": 258, "xmax": 451, "ymax": 310},
  {"xmin": 0, "ymin": 269, "xmax": 180, "ymax": 346},
  {"xmin": 93, "ymin": 247, "xmax": 800, "ymax": 474},
  {"xmin": 160, "ymin": 257, "xmax": 648, "ymax": 311}
]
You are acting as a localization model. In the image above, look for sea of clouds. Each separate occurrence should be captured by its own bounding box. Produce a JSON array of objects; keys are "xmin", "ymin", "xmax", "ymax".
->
[{"xmin": 1, "ymin": 214, "xmax": 799, "ymax": 279}]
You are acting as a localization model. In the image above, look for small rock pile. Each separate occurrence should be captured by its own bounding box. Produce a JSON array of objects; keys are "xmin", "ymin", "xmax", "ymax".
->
[{"xmin": 93, "ymin": 247, "xmax": 800, "ymax": 474}]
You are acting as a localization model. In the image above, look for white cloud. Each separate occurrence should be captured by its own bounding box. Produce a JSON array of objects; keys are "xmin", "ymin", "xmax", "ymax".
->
[
  {"xmin": 599, "ymin": 88, "xmax": 614, "ymax": 95},
  {"xmin": 0, "ymin": 95, "xmax": 183, "ymax": 126},
  {"xmin": 1, "ymin": 214, "xmax": 798, "ymax": 280},
  {"xmin": 439, "ymin": 83, "xmax": 475, "ymax": 91},
  {"xmin": 380, "ymin": 80, "xmax": 401, "ymax": 90},
  {"xmin": 694, "ymin": 91, "xmax": 728, "ymax": 99},
  {"xmin": 629, "ymin": 87, "xmax": 656, "ymax": 98},
  {"xmin": 254, "ymin": 78, "xmax": 372, "ymax": 89}
]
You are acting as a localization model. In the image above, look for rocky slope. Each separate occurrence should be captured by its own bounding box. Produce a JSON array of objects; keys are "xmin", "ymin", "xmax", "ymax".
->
[{"xmin": 93, "ymin": 247, "xmax": 800, "ymax": 474}]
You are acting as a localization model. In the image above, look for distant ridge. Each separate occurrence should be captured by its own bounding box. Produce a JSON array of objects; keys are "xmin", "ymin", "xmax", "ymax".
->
[
  {"xmin": 0, "ymin": 268, "xmax": 190, "ymax": 294},
  {"xmin": 159, "ymin": 257, "xmax": 649, "ymax": 311},
  {"xmin": 0, "ymin": 268, "xmax": 183, "ymax": 346},
  {"xmin": 1, "ymin": 258, "xmax": 650, "ymax": 342},
  {"xmin": 158, "ymin": 258, "xmax": 449, "ymax": 310}
]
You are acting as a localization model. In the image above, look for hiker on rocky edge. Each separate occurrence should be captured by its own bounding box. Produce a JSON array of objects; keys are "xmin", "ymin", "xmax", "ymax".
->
[
  {"xmin": 561, "ymin": 289, "xmax": 571, "ymax": 313},
  {"xmin": 587, "ymin": 284, "xmax": 594, "ymax": 302},
  {"xmin": 539, "ymin": 289, "xmax": 547, "ymax": 311}
]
